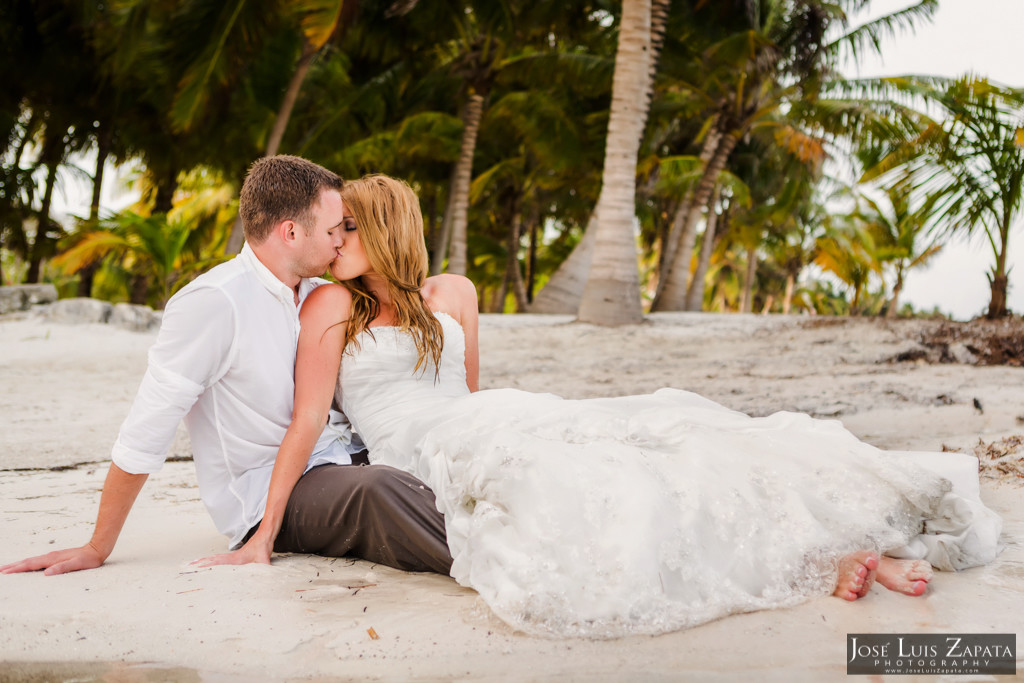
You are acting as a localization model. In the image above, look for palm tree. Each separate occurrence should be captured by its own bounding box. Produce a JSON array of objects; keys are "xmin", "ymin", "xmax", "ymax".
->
[
  {"xmin": 651, "ymin": 0, "xmax": 940, "ymax": 312},
  {"xmin": 468, "ymin": 86, "xmax": 588, "ymax": 311},
  {"xmin": 52, "ymin": 167, "xmax": 235, "ymax": 306},
  {"xmin": 864, "ymin": 76, "xmax": 1024, "ymax": 318},
  {"xmin": 843, "ymin": 179, "xmax": 943, "ymax": 316},
  {"xmin": 428, "ymin": 0, "xmax": 613, "ymax": 276},
  {"xmin": 52, "ymin": 212, "xmax": 197, "ymax": 307},
  {"xmin": 159, "ymin": 0, "xmax": 353, "ymax": 253},
  {"xmin": 813, "ymin": 214, "xmax": 883, "ymax": 315},
  {"xmin": 576, "ymin": 0, "xmax": 652, "ymax": 326},
  {"xmin": 528, "ymin": 0, "xmax": 670, "ymax": 314}
]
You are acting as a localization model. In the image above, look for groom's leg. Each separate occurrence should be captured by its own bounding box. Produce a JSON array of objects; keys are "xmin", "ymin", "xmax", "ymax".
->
[{"xmin": 274, "ymin": 462, "xmax": 453, "ymax": 574}]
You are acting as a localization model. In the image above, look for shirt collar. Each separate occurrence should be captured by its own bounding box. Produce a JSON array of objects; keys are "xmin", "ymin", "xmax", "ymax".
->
[{"xmin": 239, "ymin": 242, "xmax": 301, "ymax": 306}]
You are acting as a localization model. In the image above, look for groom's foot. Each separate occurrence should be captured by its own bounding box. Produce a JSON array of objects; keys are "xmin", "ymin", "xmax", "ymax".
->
[
  {"xmin": 876, "ymin": 557, "xmax": 932, "ymax": 596},
  {"xmin": 832, "ymin": 551, "xmax": 879, "ymax": 601}
]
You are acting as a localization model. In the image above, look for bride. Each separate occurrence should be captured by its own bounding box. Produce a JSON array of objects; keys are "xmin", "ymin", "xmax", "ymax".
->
[{"xmin": 202, "ymin": 174, "xmax": 1001, "ymax": 638}]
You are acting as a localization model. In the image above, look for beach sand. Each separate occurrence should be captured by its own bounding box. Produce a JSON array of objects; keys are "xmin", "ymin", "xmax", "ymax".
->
[{"xmin": 1, "ymin": 312, "xmax": 1022, "ymax": 681}]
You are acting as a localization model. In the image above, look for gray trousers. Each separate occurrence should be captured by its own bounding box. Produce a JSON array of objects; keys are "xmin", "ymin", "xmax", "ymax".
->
[{"xmin": 250, "ymin": 457, "xmax": 453, "ymax": 575}]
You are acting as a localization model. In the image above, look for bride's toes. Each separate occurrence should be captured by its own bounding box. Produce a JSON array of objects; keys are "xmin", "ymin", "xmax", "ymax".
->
[
  {"xmin": 877, "ymin": 557, "xmax": 933, "ymax": 596},
  {"xmin": 833, "ymin": 551, "xmax": 879, "ymax": 601},
  {"xmin": 904, "ymin": 560, "xmax": 933, "ymax": 582},
  {"xmin": 856, "ymin": 567, "xmax": 876, "ymax": 598}
]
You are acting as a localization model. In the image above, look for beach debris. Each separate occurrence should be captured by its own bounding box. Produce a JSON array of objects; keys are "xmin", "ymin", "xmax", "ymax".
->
[
  {"xmin": 973, "ymin": 398, "xmax": 984, "ymax": 414},
  {"xmin": 894, "ymin": 317, "xmax": 1024, "ymax": 366},
  {"xmin": 971, "ymin": 435, "xmax": 1024, "ymax": 482},
  {"xmin": 892, "ymin": 348, "xmax": 928, "ymax": 363},
  {"xmin": 367, "ymin": 627, "xmax": 380, "ymax": 640}
]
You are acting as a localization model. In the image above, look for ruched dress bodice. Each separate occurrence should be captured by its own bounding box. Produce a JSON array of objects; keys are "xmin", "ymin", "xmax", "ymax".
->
[
  {"xmin": 339, "ymin": 312, "xmax": 470, "ymax": 469},
  {"xmin": 338, "ymin": 313, "xmax": 1002, "ymax": 638}
]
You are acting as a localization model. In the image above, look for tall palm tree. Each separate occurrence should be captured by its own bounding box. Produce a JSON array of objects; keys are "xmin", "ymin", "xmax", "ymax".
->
[
  {"xmin": 576, "ymin": 0, "xmax": 652, "ymax": 325},
  {"xmin": 528, "ymin": 0, "xmax": 670, "ymax": 314}
]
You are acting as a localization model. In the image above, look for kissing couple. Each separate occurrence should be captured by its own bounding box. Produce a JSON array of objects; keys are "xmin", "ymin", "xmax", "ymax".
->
[{"xmin": 4, "ymin": 155, "xmax": 1002, "ymax": 637}]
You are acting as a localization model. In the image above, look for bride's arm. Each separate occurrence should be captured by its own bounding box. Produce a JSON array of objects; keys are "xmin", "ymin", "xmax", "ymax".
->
[
  {"xmin": 449, "ymin": 275, "xmax": 479, "ymax": 392},
  {"xmin": 194, "ymin": 284, "xmax": 352, "ymax": 566}
]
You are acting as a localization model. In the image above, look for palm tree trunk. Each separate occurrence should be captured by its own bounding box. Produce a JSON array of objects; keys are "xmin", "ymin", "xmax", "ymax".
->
[
  {"xmin": 782, "ymin": 272, "xmax": 795, "ymax": 314},
  {"xmin": 986, "ymin": 220, "xmax": 1012, "ymax": 318},
  {"xmin": 443, "ymin": 93, "xmax": 485, "ymax": 276},
  {"xmin": 153, "ymin": 170, "xmax": 178, "ymax": 215},
  {"xmin": 12, "ymin": 111, "xmax": 38, "ymax": 169},
  {"xmin": 652, "ymin": 131, "xmax": 737, "ymax": 311},
  {"xmin": 78, "ymin": 127, "xmax": 113, "ymax": 297},
  {"xmin": 530, "ymin": 0, "xmax": 666, "ymax": 316},
  {"xmin": 739, "ymin": 246, "xmax": 757, "ymax": 313},
  {"xmin": 130, "ymin": 272, "xmax": 150, "ymax": 305},
  {"xmin": 431, "ymin": 164, "xmax": 460, "ymax": 275},
  {"xmin": 505, "ymin": 210, "xmax": 529, "ymax": 312},
  {"xmin": 987, "ymin": 273, "xmax": 1008, "ymax": 319},
  {"xmin": 576, "ymin": 0, "xmax": 651, "ymax": 326},
  {"xmin": 886, "ymin": 266, "xmax": 904, "ymax": 318},
  {"xmin": 27, "ymin": 161, "xmax": 60, "ymax": 284},
  {"xmin": 226, "ymin": 42, "xmax": 320, "ymax": 254},
  {"xmin": 526, "ymin": 210, "xmax": 539, "ymax": 303},
  {"xmin": 266, "ymin": 43, "xmax": 317, "ymax": 158},
  {"xmin": 684, "ymin": 184, "xmax": 722, "ymax": 311},
  {"xmin": 657, "ymin": 122, "xmax": 721, "ymax": 284}
]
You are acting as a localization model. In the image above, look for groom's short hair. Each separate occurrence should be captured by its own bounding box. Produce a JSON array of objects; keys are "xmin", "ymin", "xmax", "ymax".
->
[{"xmin": 239, "ymin": 155, "xmax": 344, "ymax": 245}]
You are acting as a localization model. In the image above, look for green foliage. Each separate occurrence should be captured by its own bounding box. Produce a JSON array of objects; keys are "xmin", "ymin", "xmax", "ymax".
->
[{"xmin": 1, "ymin": 0, "xmax": 990, "ymax": 319}]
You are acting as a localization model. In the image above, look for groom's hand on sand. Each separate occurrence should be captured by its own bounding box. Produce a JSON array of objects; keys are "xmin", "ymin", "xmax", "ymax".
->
[
  {"xmin": 191, "ymin": 536, "xmax": 272, "ymax": 568},
  {"xmin": 0, "ymin": 543, "xmax": 106, "ymax": 576}
]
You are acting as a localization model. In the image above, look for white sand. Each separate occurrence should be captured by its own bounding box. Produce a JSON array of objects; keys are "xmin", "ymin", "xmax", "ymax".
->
[{"xmin": 1, "ymin": 312, "xmax": 1022, "ymax": 681}]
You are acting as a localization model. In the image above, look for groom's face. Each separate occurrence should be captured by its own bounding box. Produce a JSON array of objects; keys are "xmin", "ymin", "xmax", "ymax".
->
[{"xmin": 294, "ymin": 188, "xmax": 345, "ymax": 277}]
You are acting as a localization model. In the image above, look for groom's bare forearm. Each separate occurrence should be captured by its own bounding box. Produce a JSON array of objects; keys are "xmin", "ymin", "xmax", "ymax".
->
[{"xmin": 88, "ymin": 463, "xmax": 149, "ymax": 559}]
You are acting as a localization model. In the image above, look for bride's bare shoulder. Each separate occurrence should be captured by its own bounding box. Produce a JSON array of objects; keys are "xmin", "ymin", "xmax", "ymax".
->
[
  {"xmin": 301, "ymin": 282, "xmax": 353, "ymax": 323},
  {"xmin": 422, "ymin": 274, "xmax": 477, "ymax": 309}
]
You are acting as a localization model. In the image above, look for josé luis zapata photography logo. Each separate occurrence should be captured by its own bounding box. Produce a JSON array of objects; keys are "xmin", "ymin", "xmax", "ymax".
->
[{"xmin": 847, "ymin": 633, "xmax": 1016, "ymax": 675}]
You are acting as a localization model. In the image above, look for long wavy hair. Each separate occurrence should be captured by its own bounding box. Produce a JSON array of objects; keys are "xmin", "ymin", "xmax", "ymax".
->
[{"xmin": 339, "ymin": 174, "xmax": 443, "ymax": 375}]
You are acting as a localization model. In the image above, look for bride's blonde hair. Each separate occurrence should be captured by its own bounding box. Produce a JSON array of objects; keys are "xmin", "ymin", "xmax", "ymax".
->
[{"xmin": 339, "ymin": 174, "xmax": 443, "ymax": 374}]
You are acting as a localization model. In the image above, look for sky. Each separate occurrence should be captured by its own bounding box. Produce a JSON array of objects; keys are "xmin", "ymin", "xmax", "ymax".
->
[
  {"xmin": 52, "ymin": 1, "xmax": 1024, "ymax": 320},
  {"xmin": 845, "ymin": 0, "xmax": 1024, "ymax": 319}
]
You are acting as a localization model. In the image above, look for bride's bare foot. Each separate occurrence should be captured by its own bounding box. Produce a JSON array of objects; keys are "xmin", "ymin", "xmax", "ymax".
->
[
  {"xmin": 832, "ymin": 551, "xmax": 879, "ymax": 601},
  {"xmin": 876, "ymin": 557, "xmax": 932, "ymax": 596}
]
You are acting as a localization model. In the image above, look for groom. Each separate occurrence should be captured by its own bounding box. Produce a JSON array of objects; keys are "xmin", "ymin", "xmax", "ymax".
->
[{"xmin": 1, "ymin": 155, "xmax": 452, "ymax": 577}]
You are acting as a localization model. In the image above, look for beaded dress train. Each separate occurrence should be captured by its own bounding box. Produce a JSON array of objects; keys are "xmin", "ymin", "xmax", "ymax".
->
[{"xmin": 337, "ymin": 313, "xmax": 1001, "ymax": 637}]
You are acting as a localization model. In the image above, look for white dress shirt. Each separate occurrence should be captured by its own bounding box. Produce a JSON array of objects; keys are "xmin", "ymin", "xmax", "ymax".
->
[{"xmin": 111, "ymin": 244, "xmax": 361, "ymax": 548}]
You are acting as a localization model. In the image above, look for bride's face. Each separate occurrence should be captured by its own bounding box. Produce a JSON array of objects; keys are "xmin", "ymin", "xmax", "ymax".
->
[{"xmin": 329, "ymin": 207, "xmax": 372, "ymax": 281}]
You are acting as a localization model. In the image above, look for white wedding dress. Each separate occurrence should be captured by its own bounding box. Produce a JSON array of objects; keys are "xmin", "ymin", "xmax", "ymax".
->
[{"xmin": 338, "ymin": 312, "xmax": 1002, "ymax": 637}]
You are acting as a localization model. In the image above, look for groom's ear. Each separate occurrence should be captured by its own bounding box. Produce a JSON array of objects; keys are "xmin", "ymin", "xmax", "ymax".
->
[{"xmin": 275, "ymin": 219, "xmax": 301, "ymax": 246}]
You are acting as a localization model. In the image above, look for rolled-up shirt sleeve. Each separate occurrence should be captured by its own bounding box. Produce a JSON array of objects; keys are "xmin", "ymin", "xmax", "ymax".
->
[{"xmin": 111, "ymin": 286, "xmax": 235, "ymax": 474}]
